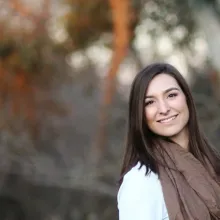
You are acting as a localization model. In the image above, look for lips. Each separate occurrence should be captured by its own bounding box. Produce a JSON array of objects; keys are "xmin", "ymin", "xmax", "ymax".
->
[{"xmin": 157, "ymin": 114, "xmax": 178, "ymax": 123}]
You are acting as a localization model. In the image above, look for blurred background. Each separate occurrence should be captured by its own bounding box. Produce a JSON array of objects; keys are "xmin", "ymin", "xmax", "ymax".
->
[{"xmin": 0, "ymin": 0, "xmax": 220, "ymax": 219}]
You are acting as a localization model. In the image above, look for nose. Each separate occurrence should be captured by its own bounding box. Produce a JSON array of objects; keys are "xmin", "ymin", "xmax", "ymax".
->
[{"xmin": 158, "ymin": 100, "xmax": 170, "ymax": 115}]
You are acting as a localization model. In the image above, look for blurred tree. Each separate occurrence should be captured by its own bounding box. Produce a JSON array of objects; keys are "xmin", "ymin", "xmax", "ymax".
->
[
  {"xmin": 62, "ymin": 0, "xmax": 138, "ymax": 165},
  {"xmin": 187, "ymin": 0, "xmax": 220, "ymax": 101},
  {"xmin": 62, "ymin": 0, "xmax": 111, "ymax": 50},
  {"xmin": 62, "ymin": 0, "xmax": 141, "ymax": 50},
  {"xmin": 93, "ymin": 0, "xmax": 133, "ymax": 165},
  {"xmin": 0, "ymin": 0, "xmax": 68, "ymax": 148}
]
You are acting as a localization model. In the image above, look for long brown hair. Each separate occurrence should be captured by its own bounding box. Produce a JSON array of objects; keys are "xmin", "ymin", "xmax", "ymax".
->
[{"xmin": 120, "ymin": 63, "xmax": 220, "ymax": 183}]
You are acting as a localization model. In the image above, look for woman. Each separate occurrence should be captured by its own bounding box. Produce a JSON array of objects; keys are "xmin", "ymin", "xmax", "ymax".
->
[{"xmin": 117, "ymin": 63, "xmax": 220, "ymax": 220}]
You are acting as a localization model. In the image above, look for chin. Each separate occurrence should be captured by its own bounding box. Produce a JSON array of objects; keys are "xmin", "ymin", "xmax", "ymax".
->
[{"xmin": 155, "ymin": 129, "xmax": 181, "ymax": 138}]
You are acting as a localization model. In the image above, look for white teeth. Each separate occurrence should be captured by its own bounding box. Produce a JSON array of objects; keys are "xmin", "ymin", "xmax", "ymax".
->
[{"xmin": 159, "ymin": 116, "xmax": 176, "ymax": 123}]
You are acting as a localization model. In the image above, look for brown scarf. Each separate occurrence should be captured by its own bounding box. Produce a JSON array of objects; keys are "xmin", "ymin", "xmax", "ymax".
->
[{"xmin": 155, "ymin": 140, "xmax": 220, "ymax": 220}]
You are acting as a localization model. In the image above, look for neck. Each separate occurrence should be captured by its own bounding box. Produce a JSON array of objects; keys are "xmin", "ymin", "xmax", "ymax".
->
[{"xmin": 170, "ymin": 128, "xmax": 189, "ymax": 150}]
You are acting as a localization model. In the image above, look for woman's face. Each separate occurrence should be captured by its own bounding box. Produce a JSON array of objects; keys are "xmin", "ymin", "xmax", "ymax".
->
[{"xmin": 144, "ymin": 73, "xmax": 189, "ymax": 140}]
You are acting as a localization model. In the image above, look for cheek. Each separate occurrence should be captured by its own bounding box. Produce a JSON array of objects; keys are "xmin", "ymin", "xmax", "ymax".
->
[
  {"xmin": 180, "ymin": 98, "xmax": 189, "ymax": 113},
  {"xmin": 183, "ymin": 102, "xmax": 189, "ymax": 119},
  {"xmin": 145, "ymin": 107, "xmax": 156, "ymax": 124},
  {"xmin": 171, "ymin": 95, "xmax": 188, "ymax": 112}
]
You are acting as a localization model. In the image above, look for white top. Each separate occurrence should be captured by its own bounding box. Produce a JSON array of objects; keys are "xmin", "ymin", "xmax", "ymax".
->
[{"xmin": 117, "ymin": 162, "xmax": 169, "ymax": 220}]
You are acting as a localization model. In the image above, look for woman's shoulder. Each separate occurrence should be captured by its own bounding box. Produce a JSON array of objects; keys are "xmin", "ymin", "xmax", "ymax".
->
[
  {"xmin": 117, "ymin": 162, "xmax": 169, "ymax": 220},
  {"xmin": 121, "ymin": 162, "xmax": 160, "ymax": 186},
  {"xmin": 117, "ymin": 162, "xmax": 161, "ymax": 203}
]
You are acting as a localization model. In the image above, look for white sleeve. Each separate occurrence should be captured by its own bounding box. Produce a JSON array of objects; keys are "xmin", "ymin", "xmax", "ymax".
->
[{"xmin": 117, "ymin": 168, "xmax": 165, "ymax": 220}]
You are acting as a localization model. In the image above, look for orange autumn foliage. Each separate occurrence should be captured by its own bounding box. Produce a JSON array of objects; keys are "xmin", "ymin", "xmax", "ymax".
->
[{"xmin": 0, "ymin": 0, "xmax": 66, "ymax": 141}]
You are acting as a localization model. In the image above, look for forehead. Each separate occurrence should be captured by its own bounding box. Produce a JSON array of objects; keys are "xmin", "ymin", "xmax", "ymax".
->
[{"xmin": 146, "ymin": 73, "xmax": 180, "ymax": 95}]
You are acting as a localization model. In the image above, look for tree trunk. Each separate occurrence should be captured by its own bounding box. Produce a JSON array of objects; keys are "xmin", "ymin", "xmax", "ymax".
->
[{"xmin": 91, "ymin": 0, "xmax": 132, "ymax": 166}]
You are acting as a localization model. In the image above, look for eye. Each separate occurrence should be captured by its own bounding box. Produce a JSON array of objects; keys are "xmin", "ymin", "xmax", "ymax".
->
[
  {"xmin": 168, "ymin": 93, "xmax": 178, "ymax": 98},
  {"xmin": 145, "ymin": 100, "xmax": 154, "ymax": 106}
]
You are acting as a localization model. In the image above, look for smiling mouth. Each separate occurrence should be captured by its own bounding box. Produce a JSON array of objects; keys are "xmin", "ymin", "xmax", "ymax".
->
[{"xmin": 157, "ymin": 115, "xmax": 178, "ymax": 123}]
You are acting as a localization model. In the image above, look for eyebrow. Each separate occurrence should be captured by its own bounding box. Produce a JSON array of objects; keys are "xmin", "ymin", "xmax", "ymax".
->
[{"xmin": 145, "ymin": 87, "xmax": 180, "ymax": 99}]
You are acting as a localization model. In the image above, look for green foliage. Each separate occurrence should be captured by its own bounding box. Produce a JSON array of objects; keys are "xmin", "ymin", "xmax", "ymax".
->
[
  {"xmin": 61, "ymin": 0, "xmax": 197, "ymax": 53},
  {"xmin": 141, "ymin": 0, "xmax": 197, "ymax": 48}
]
